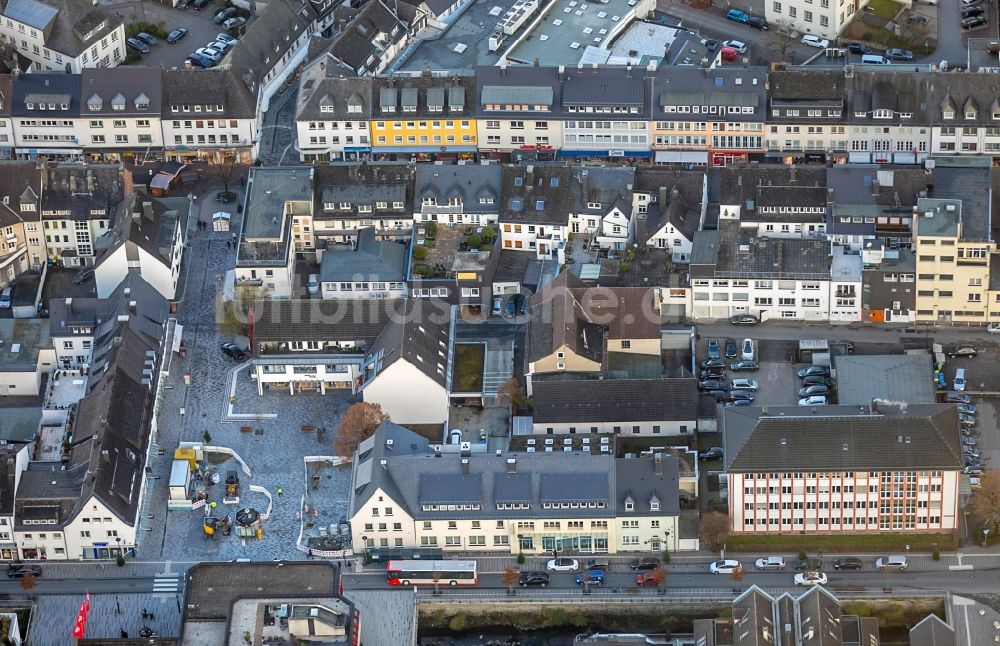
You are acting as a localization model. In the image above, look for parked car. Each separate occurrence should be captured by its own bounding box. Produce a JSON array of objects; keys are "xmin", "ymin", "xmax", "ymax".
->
[
  {"xmin": 798, "ymin": 384, "xmax": 830, "ymax": 397},
  {"xmin": 700, "ymin": 369, "xmax": 725, "ymax": 380},
  {"xmin": 755, "ymin": 556, "xmax": 785, "ymax": 570},
  {"xmin": 794, "ymin": 571, "xmax": 828, "ymax": 586},
  {"xmin": 730, "ymin": 360, "xmax": 759, "ymax": 372},
  {"xmin": 224, "ymin": 16, "xmax": 248, "ymax": 29},
  {"xmin": 958, "ymin": 404, "xmax": 977, "ymax": 415},
  {"xmin": 959, "ymin": 413, "xmax": 976, "ymax": 426},
  {"xmin": 797, "ymin": 365, "xmax": 830, "ymax": 378},
  {"xmin": 221, "ymin": 343, "xmax": 246, "ymax": 361},
  {"xmin": 212, "ymin": 38, "xmax": 234, "ymax": 53},
  {"xmin": 953, "ymin": 368, "xmax": 967, "ymax": 391},
  {"xmin": 698, "ymin": 380, "xmax": 728, "ymax": 391},
  {"xmin": 72, "ymin": 267, "xmax": 94, "ymax": 284},
  {"xmin": 6, "ymin": 565, "xmax": 41, "ymax": 578},
  {"xmin": 176, "ymin": 0, "xmax": 192, "ymax": 7},
  {"xmin": 193, "ymin": 0, "xmax": 210, "ymax": 9},
  {"xmin": 723, "ymin": 39, "xmax": 747, "ymax": 54},
  {"xmin": 792, "ymin": 558, "xmax": 823, "ymax": 571},
  {"xmin": 799, "ymin": 395, "xmax": 828, "ymax": 407},
  {"xmin": 126, "ymin": 37, "xmax": 150, "ymax": 54},
  {"xmin": 306, "ymin": 274, "xmax": 319, "ymax": 296},
  {"xmin": 724, "ymin": 338, "xmax": 738, "ymax": 359},
  {"xmin": 710, "ymin": 559, "xmax": 742, "ymax": 574},
  {"xmin": 518, "ymin": 571, "xmax": 549, "ymax": 587},
  {"xmin": 875, "ymin": 555, "xmax": 908, "ymax": 571},
  {"xmin": 848, "ymin": 42, "xmax": 872, "ymax": 55},
  {"xmin": 962, "ymin": 15, "xmax": 987, "ymax": 28},
  {"xmin": 747, "ymin": 15, "xmax": 768, "ymax": 29},
  {"xmin": 833, "ymin": 557, "xmax": 863, "ymax": 570},
  {"xmin": 971, "ymin": 476, "xmax": 982, "ymax": 488},
  {"xmin": 741, "ymin": 338, "xmax": 754, "ymax": 361},
  {"xmin": 699, "ymin": 447, "xmax": 723, "ymax": 460},
  {"xmin": 964, "ymin": 465, "xmax": 985, "ymax": 475},
  {"xmin": 136, "ymin": 32, "xmax": 159, "ymax": 46},
  {"xmin": 801, "ymin": 375, "xmax": 833, "ymax": 387},
  {"xmin": 886, "ymin": 48, "xmax": 914, "ymax": 60},
  {"xmin": 729, "ymin": 313, "xmax": 759, "ymax": 325},
  {"xmin": 707, "ymin": 339, "xmax": 721, "ymax": 360},
  {"xmin": 801, "ymin": 34, "xmax": 830, "ymax": 48},
  {"xmin": 700, "ymin": 359, "xmax": 726, "ymax": 370},
  {"xmin": 962, "ymin": 6, "xmax": 984, "ymax": 17},
  {"xmin": 988, "ymin": 323, "xmax": 1000, "ymax": 334},
  {"xmin": 167, "ymin": 28, "xmax": 189, "ymax": 43},
  {"xmin": 946, "ymin": 392, "xmax": 972, "ymax": 404},
  {"xmin": 575, "ymin": 569, "xmax": 605, "ymax": 586},
  {"xmin": 731, "ymin": 378, "xmax": 759, "ymax": 391},
  {"xmin": 728, "ymin": 390, "xmax": 754, "ymax": 402},
  {"xmin": 725, "ymin": 399, "xmax": 752, "ymax": 407},
  {"xmin": 726, "ymin": 8, "xmax": 750, "ymax": 23},
  {"xmin": 629, "ymin": 557, "xmax": 661, "ymax": 571},
  {"xmin": 962, "ymin": 436, "xmax": 977, "ymax": 447},
  {"xmin": 586, "ymin": 558, "xmax": 611, "ymax": 571},
  {"xmin": 195, "ymin": 46, "xmax": 223, "ymax": 61},
  {"xmin": 707, "ymin": 389, "xmax": 729, "ymax": 402},
  {"xmin": 964, "ymin": 447, "xmax": 982, "ymax": 458},
  {"xmin": 214, "ymin": 7, "xmax": 238, "ymax": 23},
  {"xmin": 216, "ymin": 33, "xmax": 238, "ymax": 47},
  {"xmin": 0, "ymin": 287, "xmax": 12, "ymax": 309},
  {"xmin": 188, "ymin": 53, "xmax": 215, "ymax": 68},
  {"xmin": 546, "ymin": 558, "xmax": 579, "ymax": 572},
  {"xmin": 947, "ymin": 346, "xmax": 977, "ymax": 358},
  {"xmin": 504, "ymin": 297, "xmax": 516, "ymax": 318},
  {"xmin": 491, "ymin": 296, "xmax": 503, "ymax": 316}
]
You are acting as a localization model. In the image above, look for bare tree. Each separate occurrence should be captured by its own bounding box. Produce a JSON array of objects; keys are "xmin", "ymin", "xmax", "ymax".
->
[
  {"xmin": 969, "ymin": 471, "xmax": 1000, "ymax": 522},
  {"xmin": 497, "ymin": 377, "xmax": 522, "ymax": 411},
  {"xmin": 217, "ymin": 287, "xmax": 268, "ymax": 337},
  {"xmin": 19, "ymin": 572, "xmax": 36, "ymax": 591},
  {"xmin": 730, "ymin": 565, "xmax": 744, "ymax": 583},
  {"xmin": 334, "ymin": 402, "xmax": 390, "ymax": 457},
  {"xmin": 699, "ymin": 512, "xmax": 731, "ymax": 550},
  {"xmin": 501, "ymin": 566, "xmax": 519, "ymax": 594},
  {"xmin": 205, "ymin": 154, "xmax": 243, "ymax": 202},
  {"xmin": 767, "ymin": 19, "xmax": 799, "ymax": 61}
]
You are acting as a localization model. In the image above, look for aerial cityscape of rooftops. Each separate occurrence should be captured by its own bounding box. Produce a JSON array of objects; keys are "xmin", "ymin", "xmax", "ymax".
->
[{"xmin": 1, "ymin": 0, "xmax": 1000, "ymax": 642}]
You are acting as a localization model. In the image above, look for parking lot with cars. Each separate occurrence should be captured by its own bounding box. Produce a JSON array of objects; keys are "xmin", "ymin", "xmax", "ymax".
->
[{"xmin": 115, "ymin": 1, "xmax": 252, "ymax": 70}]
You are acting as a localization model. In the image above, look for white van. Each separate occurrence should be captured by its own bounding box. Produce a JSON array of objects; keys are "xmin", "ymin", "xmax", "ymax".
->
[
  {"xmin": 954, "ymin": 368, "xmax": 967, "ymax": 391},
  {"xmin": 741, "ymin": 338, "xmax": 754, "ymax": 361},
  {"xmin": 861, "ymin": 54, "xmax": 890, "ymax": 65}
]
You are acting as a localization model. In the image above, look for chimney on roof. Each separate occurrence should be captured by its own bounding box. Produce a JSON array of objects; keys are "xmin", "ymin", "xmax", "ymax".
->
[
  {"xmin": 69, "ymin": 173, "xmax": 77, "ymax": 192},
  {"xmin": 506, "ymin": 457, "xmax": 516, "ymax": 473},
  {"xmin": 422, "ymin": 65, "xmax": 432, "ymax": 78},
  {"xmin": 581, "ymin": 169, "xmax": 589, "ymax": 198},
  {"xmin": 872, "ymin": 178, "xmax": 880, "ymax": 196},
  {"xmin": 558, "ymin": 65, "xmax": 565, "ymax": 80},
  {"xmin": 461, "ymin": 458, "xmax": 469, "ymax": 474},
  {"xmin": 654, "ymin": 453, "xmax": 663, "ymax": 476},
  {"xmin": 86, "ymin": 170, "xmax": 94, "ymax": 192},
  {"xmin": 658, "ymin": 185, "xmax": 668, "ymax": 207},
  {"xmin": 142, "ymin": 201, "xmax": 154, "ymax": 221},
  {"xmin": 129, "ymin": 300, "xmax": 137, "ymax": 313}
]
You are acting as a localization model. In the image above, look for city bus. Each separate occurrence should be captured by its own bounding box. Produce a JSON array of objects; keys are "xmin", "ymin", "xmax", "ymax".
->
[{"xmin": 385, "ymin": 560, "xmax": 478, "ymax": 586}]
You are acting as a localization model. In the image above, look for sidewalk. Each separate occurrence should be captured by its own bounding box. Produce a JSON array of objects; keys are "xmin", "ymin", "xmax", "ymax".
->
[{"xmin": 34, "ymin": 561, "xmax": 196, "ymax": 579}]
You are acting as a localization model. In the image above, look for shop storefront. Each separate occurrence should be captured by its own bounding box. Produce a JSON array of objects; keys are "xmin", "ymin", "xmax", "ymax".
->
[
  {"xmin": 15, "ymin": 147, "xmax": 83, "ymax": 161},
  {"xmin": 559, "ymin": 149, "xmax": 652, "ymax": 164},
  {"xmin": 653, "ymin": 150, "xmax": 709, "ymax": 166},
  {"xmin": 371, "ymin": 145, "xmax": 477, "ymax": 162}
]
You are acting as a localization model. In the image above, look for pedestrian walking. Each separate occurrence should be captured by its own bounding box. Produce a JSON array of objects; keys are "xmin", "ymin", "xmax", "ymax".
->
[{"xmin": 277, "ymin": 487, "xmax": 283, "ymax": 496}]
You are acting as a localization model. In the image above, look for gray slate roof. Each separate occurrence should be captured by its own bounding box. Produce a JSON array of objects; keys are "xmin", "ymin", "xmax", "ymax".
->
[
  {"xmin": 414, "ymin": 163, "xmax": 501, "ymax": 214},
  {"xmin": 690, "ymin": 221, "xmax": 831, "ymax": 280},
  {"xmin": 909, "ymin": 614, "xmax": 956, "ymax": 646},
  {"xmin": 162, "ymin": 66, "xmax": 257, "ymax": 120},
  {"xmin": 319, "ymin": 227, "xmax": 406, "ymax": 283},
  {"xmin": 722, "ymin": 403, "xmax": 965, "ymax": 472},
  {"xmin": 570, "ymin": 167, "xmax": 633, "ymax": 218},
  {"xmin": 653, "ymin": 67, "xmax": 767, "ymax": 121},
  {"xmin": 4, "ymin": 0, "xmax": 123, "ymax": 57},
  {"xmin": 251, "ymin": 298, "xmax": 401, "ymax": 347},
  {"xmin": 350, "ymin": 422, "xmax": 680, "ymax": 519},
  {"xmin": 11, "ymin": 73, "xmax": 81, "ymax": 117},
  {"xmin": 323, "ymin": 0, "xmax": 415, "ymax": 76},
  {"xmin": 500, "ymin": 165, "xmax": 573, "ymax": 225},
  {"xmin": 562, "ymin": 67, "xmax": 648, "ymax": 114},
  {"xmin": 634, "ymin": 168, "xmax": 704, "ymax": 244},
  {"xmin": 473, "ymin": 65, "xmax": 562, "ymax": 117},
  {"xmin": 532, "ymin": 378, "xmax": 698, "ymax": 424},
  {"xmin": 364, "ymin": 299, "xmax": 451, "ymax": 387},
  {"xmin": 315, "ymin": 163, "xmax": 414, "ymax": 220},
  {"xmin": 296, "ymin": 59, "xmax": 372, "ymax": 122},
  {"xmin": 81, "ymin": 68, "xmax": 162, "ymax": 117},
  {"xmin": 228, "ymin": 0, "xmax": 312, "ymax": 75}
]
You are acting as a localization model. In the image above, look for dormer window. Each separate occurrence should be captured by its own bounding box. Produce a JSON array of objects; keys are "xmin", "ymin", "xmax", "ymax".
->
[
  {"xmin": 587, "ymin": 202, "xmax": 601, "ymax": 209},
  {"xmin": 993, "ymin": 112, "xmax": 1000, "ymax": 120},
  {"xmin": 650, "ymin": 500, "xmax": 660, "ymax": 511},
  {"xmin": 421, "ymin": 197, "xmax": 437, "ymax": 206},
  {"xmin": 943, "ymin": 110, "xmax": 955, "ymax": 120},
  {"xmin": 625, "ymin": 501, "xmax": 634, "ymax": 511},
  {"xmin": 873, "ymin": 109, "xmax": 892, "ymax": 119},
  {"xmin": 966, "ymin": 111, "xmax": 977, "ymax": 120}
]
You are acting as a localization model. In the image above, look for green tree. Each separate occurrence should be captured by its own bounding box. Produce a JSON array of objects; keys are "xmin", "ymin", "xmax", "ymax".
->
[{"xmin": 217, "ymin": 286, "xmax": 267, "ymax": 337}]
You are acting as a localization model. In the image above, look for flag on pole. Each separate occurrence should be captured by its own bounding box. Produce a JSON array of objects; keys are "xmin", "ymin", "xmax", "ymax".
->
[{"xmin": 71, "ymin": 591, "xmax": 90, "ymax": 639}]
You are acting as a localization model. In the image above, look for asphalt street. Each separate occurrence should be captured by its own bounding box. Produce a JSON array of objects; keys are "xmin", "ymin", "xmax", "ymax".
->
[
  {"xmin": 0, "ymin": 575, "xmax": 181, "ymax": 595},
  {"xmin": 694, "ymin": 319, "xmax": 999, "ymax": 346},
  {"xmin": 342, "ymin": 566, "xmax": 997, "ymax": 594}
]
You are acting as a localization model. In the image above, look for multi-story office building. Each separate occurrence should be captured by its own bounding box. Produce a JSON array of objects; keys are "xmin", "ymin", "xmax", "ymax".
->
[
  {"xmin": 844, "ymin": 71, "xmax": 931, "ymax": 165},
  {"xmin": 723, "ymin": 403, "xmax": 963, "ymax": 535},
  {"xmin": 294, "ymin": 60, "xmax": 373, "ymax": 162},
  {"xmin": 651, "ymin": 67, "xmax": 767, "ymax": 167},
  {"xmin": 474, "ymin": 64, "xmax": 561, "ymax": 162},
  {"xmin": 0, "ymin": 0, "xmax": 126, "ymax": 73},
  {"xmin": 80, "ymin": 68, "xmax": 162, "ymax": 162},
  {"xmin": 370, "ymin": 75, "xmax": 478, "ymax": 161},
  {"xmin": 349, "ymin": 422, "xmax": 683, "ymax": 555},
  {"xmin": 766, "ymin": 69, "xmax": 848, "ymax": 164},
  {"xmin": 40, "ymin": 164, "xmax": 124, "ymax": 267},
  {"xmin": 766, "ymin": 0, "xmax": 867, "ymax": 40},
  {"xmin": 312, "ymin": 163, "xmax": 414, "ymax": 246},
  {"xmin": 559, "ymin": 66, "xmax": 651, "ymax": 162},
  {"xmin": 11, "ymin": 73, "xmax": 83, "ymax": 160}
]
